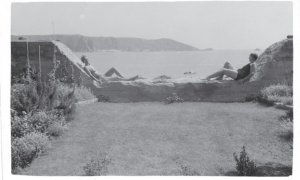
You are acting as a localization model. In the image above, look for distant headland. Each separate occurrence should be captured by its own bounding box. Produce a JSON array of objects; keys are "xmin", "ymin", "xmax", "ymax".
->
[{"xmin": 11, "ymin": 34, "xmax": 205, "ymax": 52}]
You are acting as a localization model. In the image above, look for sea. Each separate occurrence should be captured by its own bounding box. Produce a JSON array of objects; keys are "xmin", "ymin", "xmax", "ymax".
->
[{"xmin": 75, "ymin": 50, "xmax": 261, "ymax": 79}]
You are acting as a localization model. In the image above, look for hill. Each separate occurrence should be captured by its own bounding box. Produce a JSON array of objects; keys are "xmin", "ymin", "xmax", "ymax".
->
[{"xmin": 11, "ymin": 34, "xmax": 200, "ymax": 52}]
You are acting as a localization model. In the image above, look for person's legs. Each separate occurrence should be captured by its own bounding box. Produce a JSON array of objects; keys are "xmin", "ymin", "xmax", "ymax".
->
[
  {"xmin": 223, "ymin": 69, "xmax": 238, "ymax": 79},
  {"xmin": 206, "ymin": 68, "xmax": 238, "ymax": 80},
  {"xmin": 216, "ymin": 61, "xmax": 235, "ymax": 80},
  {"xmin": 106, "ymin": 75, "xmax": 141, "ymax": 81},
  {"xmin": 104, "ymin": 67, "xmax": 124, "ymax": 78},
  {"xmin": 224, "ymin": 61, "xmax": 234, "ymax": 70}
]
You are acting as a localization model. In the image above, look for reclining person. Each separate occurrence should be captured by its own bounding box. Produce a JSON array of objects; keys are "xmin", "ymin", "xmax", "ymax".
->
[
  {"xmin": 80, "ymin": 55, "xmax": 141, "ymax": 84},
  {"xmin": 205, "ymin": 53, "xmax": 258, "ymax": 83}
]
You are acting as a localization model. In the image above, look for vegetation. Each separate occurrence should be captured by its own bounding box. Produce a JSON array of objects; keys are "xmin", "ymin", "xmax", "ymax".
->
[
  {"xmin": 164, "ymin": 93, "xmax": 184, "ymax": 104},
  {"xmin": 74, "ymin": 85, "xmax": 96, "ymax": 102},
  {"xmin": 12, "ymin": 132, "xmax": 50, "ymax": 171},
  {"xmin": 10, "ymin": 49, "xmax": 96, "ymax": 172},
  {"xmin": 233, "ymin": 146, "xmax": 257, "ymax": 176},
  {"xmin": 260, "ymin": 84, "xmax": 293, "ymax": 105},
  {"xmin": 19, "ymin": 103, "xmax": 291, "ymax": 175},
  {"xmin": 83, "ymin": 154, "xmax": 111, "ymax": 176},
  {"xmin": 177, "ymin": 162, "xmax": 202, "ymax": 176},
  {"xmin": 279, "ymin": 109, "xmax": 293, "ymax": 148}
]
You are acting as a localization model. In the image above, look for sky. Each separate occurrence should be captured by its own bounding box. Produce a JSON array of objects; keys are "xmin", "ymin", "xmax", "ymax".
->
[{"xmin": 11, "ymin": 1, "xmax": 293, "ymax": 49}]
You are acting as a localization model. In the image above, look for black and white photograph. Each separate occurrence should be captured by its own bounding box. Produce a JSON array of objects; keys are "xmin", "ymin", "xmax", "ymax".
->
[{"xmin": 0, "ymin": 0, "xmax": 297, "ymax": 177}]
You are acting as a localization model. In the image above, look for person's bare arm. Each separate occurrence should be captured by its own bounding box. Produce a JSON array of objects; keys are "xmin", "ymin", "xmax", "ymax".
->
[
  {"xmin": 83, "ymin": 66, "xmax": 101, "ymax": 82},
  {"xmin": 238, "ymin": 63, "xmax": 256, "ymax": 83}
]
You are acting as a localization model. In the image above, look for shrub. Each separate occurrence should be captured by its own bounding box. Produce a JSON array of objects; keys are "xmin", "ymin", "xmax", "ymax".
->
[
  {"xmin": 11, "ymin": 109, "xmax": 65, "ymax": 138},
  {"xmin": 74, "ymin": 85, "xmax": 96, "ymax": 102},
  {"xmin": 280, "ymin": 109, "xmax": 293, "ymax": 122},
  {"xmin": 164, "ymin": 93, "xmax": 184, "ymax": 104},
  {"xmin": 83, "ymin": 155, "xmax": 111, "ymax": 176},
  {"xmin": 11, "ymin": 83, "xmax": 40, "ymax": 114},
  {"xmin": 233, "ymin": 146, "xmax": 257, "ymax": 176},
  {"xmin": 11, "ymin": 112, "xmax": 33, "ymax": 138},
  {"xmin": 12, "ymin": 132, "xmax": 50, "ymax": 170},
  {"xmin": 97, "ymin": 94, "xmax": 110, "ymax": 102},
  {"xmin": 260, "ymin": 84, "xmax": 293, "ymax": 105},
  {"xmin": 46, "ymin": 121, "xmax": 67, "ymax": 137},
  {"xmin": 261, "ymin": 84, "xmax": 292, "ymax": 97},
  {"xmin": 279, "ymin": 109, "xmax": 293, "ymax": 145}
]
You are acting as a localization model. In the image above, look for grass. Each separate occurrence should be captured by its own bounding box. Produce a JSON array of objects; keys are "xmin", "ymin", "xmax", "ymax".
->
[
  {"xmin": 82, "ymin": 153, "xmax": 111, "ymax": 176},
  {"xmin": 20, "ymin": 102, "xmax": 292, "ymax": 176}
]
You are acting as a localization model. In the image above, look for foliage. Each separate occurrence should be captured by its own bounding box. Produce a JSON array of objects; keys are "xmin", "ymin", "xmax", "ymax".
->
[
  {"xmin": 46, "ymin": 121, "xmax": 67, "ymax": 137},
  {"xmin": 97, "ymin": 94, "xmax": 110, "ymax": 102},
  {"xmin": 279, "ymin": 109, "xmax": 293, "ymax": 146},
  {"xmin": 233, "ymin": 146, "xmax": 257, "ymax": 176},
  {"xmin": 260, "ymin": 84, "xmax": 293, "ymax": 105},
  {"xmin": 74, "ymin": 85, "xmax": 96, "ymax": 102},
  {"xmin": 83, "ymin": 154, "xmax": 111, "ymax": 176},
  {"xmin": 11, "ymin": 110, "xmax": 33, "ymax": 138},
  {"xmin": 280, "ymin": 109, "xmax": 293, "ymax": 122},
  {"xmin": 164, "ymin": 93, "xmax": 184, "ymax": 104},
  {"xmin": 11, "ymin": 132, "xmax": 50, "ymax": 170}
]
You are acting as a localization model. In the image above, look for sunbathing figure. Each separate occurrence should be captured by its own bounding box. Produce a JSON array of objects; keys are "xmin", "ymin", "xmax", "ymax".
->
[
  {"xmin": 80, "ymin": 55, "xmax": 142, "ymax": 85},
  {"xmin": 205, "ymin": 53, "xmax": 258, "ymax": 83}
]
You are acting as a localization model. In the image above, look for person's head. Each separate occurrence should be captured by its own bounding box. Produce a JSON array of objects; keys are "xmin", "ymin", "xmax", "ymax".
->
[
  {"xmin": 81, "ymin": 55, "xmax": 89, "ymax": 65},
  {"xmin": 249, "ymin": 53, "xmax": 258, "ymax": 63}
]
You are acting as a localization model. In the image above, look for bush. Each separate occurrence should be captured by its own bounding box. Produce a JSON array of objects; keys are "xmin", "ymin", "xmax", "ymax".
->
[
  {"xmin": 260, "ymin": 84, "xmax": 293, "ymax": 105},
  {"xmin": 97, "ymin": 94, "xmax": 110, "ymax": 102},
  {"xmin": 46, "ymin": 121, "xmax": 67, "ymax": 137},
  {"xmin": 83, "ymin": 155, "xmax": 111, "ymax": 176},
  {"xmin": 261, "ymin": 84, "xmax": 292, "ymax": 97},
  {"xmin": 279, "ymin": 109, "xmax": 293, "ymax": 145},
  {"xmin": 280, "ymin": 109, "xmax": 293, "ymax": 122},
  {"xmin": 74, "ymin": 85, "xmax": 96, "ymax": 102},
  {"xmin": 233, "ymin": 146, "xmax": 257, "ymax": 176},
  {"xmin": 11, "ymin": 109, "xmax": 65, "ymax": 138},
  {"xmin": 11, "ymin": 112, "xmax": 33, "ymax": 138},
  {"xmin": 12, "ymin": 132, "xmax": 50, "ymax": 170},
  {"xmin": 164, "ymin": 93, "xmax": 184, "ymax": 104},
  {"xmin": 11, "ymin": 83, "xmax": 40, "ymax": 114}
]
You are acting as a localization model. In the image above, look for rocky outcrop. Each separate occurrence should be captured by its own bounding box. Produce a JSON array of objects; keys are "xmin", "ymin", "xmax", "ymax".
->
[
  {"xmin": 11, "ymin": 37, "xmax": 293, "ymax": 102},
  {"xmin": 251, "ymin": 38, "xmax": 293, "ymax": 84}
]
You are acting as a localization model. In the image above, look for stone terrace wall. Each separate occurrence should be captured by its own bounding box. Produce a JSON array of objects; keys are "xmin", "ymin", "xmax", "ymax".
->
[
  {"xmin": 11, "ymin": 41, "xmax": 93, "ymax": 88},
  {"xmin": 11, "ymin": 37, "xmax": 293, "ymax": 102}
]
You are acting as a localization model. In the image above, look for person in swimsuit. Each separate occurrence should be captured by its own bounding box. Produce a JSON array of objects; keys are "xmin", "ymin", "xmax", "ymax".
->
[
  {"xmin": 205, "ymin": 53, "xmax": 258, "ymax": 83},
  {"xmin": 80, "ymin": 55, "xmax": 141, "ymax": 84}
]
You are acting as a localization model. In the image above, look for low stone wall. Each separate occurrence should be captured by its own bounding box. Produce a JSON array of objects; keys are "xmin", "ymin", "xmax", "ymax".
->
[{"xmin": 11, "ymin": 37, "xmax": 293, "ymax": 103}]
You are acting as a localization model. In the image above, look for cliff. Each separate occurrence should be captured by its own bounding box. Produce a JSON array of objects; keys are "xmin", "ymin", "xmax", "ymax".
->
[{"xmin": 11, "ymin": 35, "xmax": 199, "ymax": 52}]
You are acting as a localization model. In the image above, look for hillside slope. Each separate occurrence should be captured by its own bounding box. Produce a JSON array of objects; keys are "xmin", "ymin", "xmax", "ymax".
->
[{"xmin": 11, "ymin": 35, "xmax": 200, "ymax": 52}]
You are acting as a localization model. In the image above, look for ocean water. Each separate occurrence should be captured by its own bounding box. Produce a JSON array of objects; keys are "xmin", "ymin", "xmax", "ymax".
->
[{"xmin": 75, "ymin": 50, "xmax": 258, "ymax": 79}]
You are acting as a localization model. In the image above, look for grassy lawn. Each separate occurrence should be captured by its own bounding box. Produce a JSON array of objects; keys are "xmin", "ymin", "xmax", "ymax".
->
[{"xmin": 21, "ymin": 102, "xmax": 292, "ymax": 176}]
